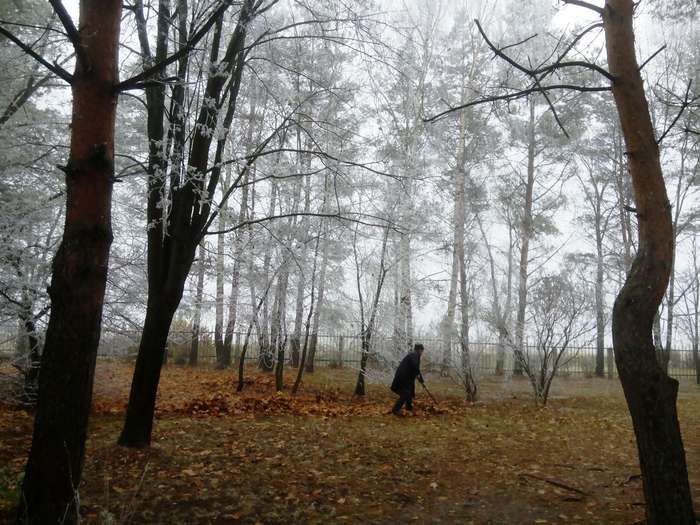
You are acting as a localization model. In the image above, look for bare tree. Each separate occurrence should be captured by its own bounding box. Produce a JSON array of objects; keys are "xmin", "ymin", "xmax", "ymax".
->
[
  {"xmin": 424, "ymin": 1, "xmax": 697, "ymax": 519},
  {"xmin": 2, "ymin": 1, "xmax": 124, "ymax": 522},
  {"xmin": 353, "ymin": 224, "xmax": 390, "ymax": 396},
  {"xmin": 521, "ymin": 273, "xmax": 592, "ymax": 406}
]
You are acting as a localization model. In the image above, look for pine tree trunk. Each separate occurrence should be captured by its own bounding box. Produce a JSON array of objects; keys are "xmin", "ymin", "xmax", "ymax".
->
[
  {"xmin": 18, "ymin": 2, "xmax": 122, "ymax": 522},
  {"xmin": 605, "ymin": 1, "xmax": 694, "ymax": 522}
]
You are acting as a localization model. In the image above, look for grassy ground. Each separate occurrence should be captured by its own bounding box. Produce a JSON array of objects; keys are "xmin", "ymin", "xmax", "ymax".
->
[{"xmin": 2, "ymin": 361, "xmax": 700, "ymax": 524}]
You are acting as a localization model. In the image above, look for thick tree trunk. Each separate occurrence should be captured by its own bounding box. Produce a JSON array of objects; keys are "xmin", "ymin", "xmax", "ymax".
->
[
  {"xmin": 119, "ymin": 292, "xmax": 180, "ymax": 447},
  {"xmin": 604, "ymin": 1, "xmax": 694, "ymax": 522},
  {"xmin": 17, "ymin": 2, "xmax": 121, "ymax": 522},
  {"xmin": 120, "ymin": 0, "xmax": 254, "ymax": 448}
]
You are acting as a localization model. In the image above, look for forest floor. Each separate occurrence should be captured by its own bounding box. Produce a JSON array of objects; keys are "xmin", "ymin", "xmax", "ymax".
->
[{"xmin": 2, "ymin": 361, "xmax": 700, "ymax": 524}]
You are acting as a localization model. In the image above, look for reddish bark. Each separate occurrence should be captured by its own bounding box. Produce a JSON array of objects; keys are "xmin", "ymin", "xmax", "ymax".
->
[
  {"xmin": 17, "ymin": 1, "xmax": 122, "ymax": 523},
  {"xmin": 604, "ymin": 0, "xmax": 694, "ymax": 522}
]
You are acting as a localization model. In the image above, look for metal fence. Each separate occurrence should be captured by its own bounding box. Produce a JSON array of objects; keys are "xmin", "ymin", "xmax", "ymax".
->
[
  {"xmin": 92, "ymin": 330, "xmax": 700, "ymax": 381},
  {"xmin": 2, "ymin": 325, "xmax": 698, "ymax": 380}
]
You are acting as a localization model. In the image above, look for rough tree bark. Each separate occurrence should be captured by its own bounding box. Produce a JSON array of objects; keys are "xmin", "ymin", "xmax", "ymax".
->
[
  {"xmin": 603, "ymin": 0, "xmax": 695, "ymax": 522},
  {"xmin": 17, "ymin": 1, "xmax": 122, "ymax": 522},
  {"xmin": 119, "ymin": 0, "xmax": 254, "ymax": 448}
]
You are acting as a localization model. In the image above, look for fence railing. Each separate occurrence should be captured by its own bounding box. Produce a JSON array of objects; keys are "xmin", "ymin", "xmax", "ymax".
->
[
  {"xmin": 2, "ymin": 326, "xmax": 698, "ymax": 380},
  {"xmin": 90, "ymin": 330, "xmax": 700, "ymax": 381}
]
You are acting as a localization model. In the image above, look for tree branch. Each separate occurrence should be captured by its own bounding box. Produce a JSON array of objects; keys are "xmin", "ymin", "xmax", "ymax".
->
[
  {"xmin": 206, "ymin": 212, "xmax": 398, "ymax": 235},
  {"xmin": 561, "ymin": 0, "xmax": 605, "ymax": 15},
  {"xmin": 0, "ymin": 26, "xmax": 73, "ymax": 83},
  {"xmin": 48, "ymin": 0, "xmax": 88, "ymax": 67},
  {"xmin": 424, "ymin": 84, "xmax": 610, "ymax": 123},
  {"xmin": 657, "ymin": 80, "xmax": 694, "ymax": 145},
  {"xmin": 639, "ymin": 44, "xmax": 666, "ymax": 72},
  {"xmin": 115, "ymin": 0, "xmax": 234, "ymax": 91}
]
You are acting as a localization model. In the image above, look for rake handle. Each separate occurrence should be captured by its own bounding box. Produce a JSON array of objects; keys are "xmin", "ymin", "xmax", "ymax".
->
[{"xmin": 420, "ymin": 381, "xmax": 438, "ymax": 404}]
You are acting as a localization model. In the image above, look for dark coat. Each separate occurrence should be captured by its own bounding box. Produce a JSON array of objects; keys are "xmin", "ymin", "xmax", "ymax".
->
[{"xmin": 391, "ymin": 351, "xmax": 423, "ymax": 398}]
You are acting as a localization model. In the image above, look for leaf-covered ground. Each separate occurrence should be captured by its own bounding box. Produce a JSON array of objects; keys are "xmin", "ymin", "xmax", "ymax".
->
[{"xmin": 2, "ymin": 361, "xmax": 700, "ymax": 524}]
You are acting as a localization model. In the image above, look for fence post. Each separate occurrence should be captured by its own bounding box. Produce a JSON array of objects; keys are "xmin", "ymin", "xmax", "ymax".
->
[
  {"xmin": 338, "ymin": 335, "xmax": 344, "ymax": 368},
  {"xmin": 606, "ymin": 347, "xmax": 614, "ymax": 379}
]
